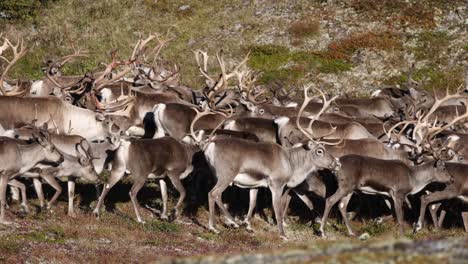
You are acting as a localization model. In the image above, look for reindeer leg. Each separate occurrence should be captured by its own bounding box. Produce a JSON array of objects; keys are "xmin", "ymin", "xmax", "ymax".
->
[
  {"xmin": 270, "ymin": 184, "xmax": 287, "ymax": 239},
  {"xmin": 159, "ymin": 179, "xmax": 169, "ymax": 220},
  {"xmin": 438, "ymin": 209, "xmax": 447, "ymax": 229},
  {"xmin": 414, "ymin": 187, "xmax": 457, "ymax": 233},
  {"xmin": 243, "ymin": 188, "xmax": 258, "ymax": 231},
  {"xmin": 93, "ymin": 166, "xmax": 126, "ymax": 217},
  {"xmin": 429, "ymin": 202, "xmax": 442, "ymax": 229},
  {"xmin": 9, "ymin": 186, "xmax": 20, "ymax": 202},
  {"xmin": 392, "ymin": 192, "xmax": 406, "ymax": 236},
  {"xmin": 129, "ymin": 177, "xmax": 146, "ymax": 223},
  {"xmin": 32, "ymin": 178, "xmax": 45, "ymax": 209},
  {"xmin": 0, "ymin": 175, "xmax": 10, "ymax": 224},
  {"xmin": 67, "ymin": 178, "xmax": 76, "ymax": 217},
  {"xmin": 462, "ymin": 211, "xmax": 468, "ymax": 232},
  {"xmin": 167, "ymin": 170, "xmax": 186, "ymax": 219},
  {"xmin": 281, "ymin": 192, "xmax": 292, "ymax": 226},
  {"xmin": 208, "ymin": 177, "xmax": 234, "ymax": 233},
  {"xmin": 8, "ymin": 179, "xmax": 28, "ymax": 214},
  {"xmin": 320, "ymin": 187, "xmax": 350, "ymax": 238},
  {"xmin": 338, "ymin": 193, "xmax": 355, "ymax": 236},
  {"xmin": 294, "ymin": 189, "xmax": 319, "ymax": 221},
  {"xmin": 41, "ymin": 174, "xmax": 62, "ymax": 210}
]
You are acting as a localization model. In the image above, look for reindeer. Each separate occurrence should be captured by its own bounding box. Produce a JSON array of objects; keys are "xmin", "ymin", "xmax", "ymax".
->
[
  {"xmin": 23, "ymin": 141, "xmax": 99, "ymax": 217},
  {"xmin": 414, "ymin": 162, "xmax": 468, "ymax": 233},
  {"xmin": 199, "ymin": 84, "xmax": 342, "ymax": 238},
  {"xmin": 223, "ymin": 117, "xmax": 278, "ymax": 143},
  {"xmin": 5, "ymin": 125, "xmax": 118, "ymax": 216},
  {"xmin": 0, "ymin": 96, "xmax": 121, "ymax": 141},
  {"xmin": 92, "ymin": 136, "xmax": 198, "ymax": 221},
  {"xmin": 152, "ymin": 102, "xmax": 227, "ymax": 140},
  {"xmin": 0, "ymin": 129, "xmax": 63, "ymax": 224},
  {"xmin": 0, "ymin": 36, "xmax": 30, "ymax": 96},
  {"xmin": 318, "ymin": 153, "xmax": 452, "ymax": 238}
]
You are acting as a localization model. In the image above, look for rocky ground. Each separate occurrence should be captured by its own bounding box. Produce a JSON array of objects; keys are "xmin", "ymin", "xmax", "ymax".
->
[
  {"xmin": 1, "ymin": 1, "xmax": 467, "ymax": 93},
  {"xmin": 0, "ymin": 182, "xmax": 466, "ymax": 263}
]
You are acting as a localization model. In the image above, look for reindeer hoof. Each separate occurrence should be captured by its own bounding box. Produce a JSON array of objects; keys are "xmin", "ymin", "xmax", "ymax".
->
[
  {"xmin": 160, "ymin": 214, "xmax": 169, "ymax": 220},
  {"xmin": 20, "ymin": 205, "xmax": 30, "ymax": 214},
  {"xmin": 92, "ymin": 210, "xmax": 100, "ymax": 219},
  {"xmin": 318, "ymin": 230, "xmax": 327, "ymax": 239},
  {"xmin": 68, "ymin": 212, "xmax": 77, "ymax": 218},
  {"xmin": 413, "ymin": 223, "xmax": 422, "ymax": 233},
  {"xmin": 209, "ymin": 226, "xmax": 220, "ymax": 234},
  {"xmin": 280, "ymin": 234, "xmax": 288, "ymax": 241}
]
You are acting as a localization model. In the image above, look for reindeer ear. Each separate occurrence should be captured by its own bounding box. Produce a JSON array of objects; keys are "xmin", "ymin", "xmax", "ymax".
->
[
  {"xmin": 305, "ymin": 140, "xmax": 316, "ymax": 150},
  {"xmin": 95, "ymin": 113, "xmax": 106, "ymax": 121}
]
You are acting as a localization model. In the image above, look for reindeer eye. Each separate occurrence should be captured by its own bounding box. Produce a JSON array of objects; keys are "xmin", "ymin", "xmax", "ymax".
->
[
  {"xmin": 459, "ymin": 157, "xmax": 464, "ymax": 161},
  {"xmin": 316, "ymin": 148, "xmax": 324, "ymax": 156},
  {"xmin": 259, "ymin": 109, "xmax": 265, "ymax": 114}
]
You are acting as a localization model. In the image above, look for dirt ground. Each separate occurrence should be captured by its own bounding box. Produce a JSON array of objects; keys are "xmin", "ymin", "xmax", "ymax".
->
[{"xmin": 0, "ymin": 182, "xmax": 466, "ymax": 263}]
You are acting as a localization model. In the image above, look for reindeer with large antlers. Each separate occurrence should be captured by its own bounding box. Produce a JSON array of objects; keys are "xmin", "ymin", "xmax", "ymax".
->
[
  {"xmin": 0, "ymin": 36, "xmax": 29, "ymax": 96},
  {"xmin": 199, "ymin": 84, "xmax": 341, "ymax": 238},
  {"xmin": 194, "ymin": 49, "xmax": 254, "ymax": 109}
]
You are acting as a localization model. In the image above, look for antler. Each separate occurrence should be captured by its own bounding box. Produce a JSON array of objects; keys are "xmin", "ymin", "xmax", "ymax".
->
[
  {"xmin": 131, "ymin": 33, "xmax": 158, "ymax": 61},
  {"xmin": 150, "ymin": 30, "xmax": 176, "ymax": 64},
  {"xmin": 189, "ymin": 104, "xmax": 212, "ymax": 143},
  {"xmin": 53, "ymin": 45, "xmax": 89, "ymax": 69},
  {"xmin": 412, "ymin": 83, "xmax": 466, "ymax": 147},
  {"xmin": 91, "ymin": 87, "xmax": 136, "ymax": 112},
  {"xmin": 193, "ymin": 49, "xmax": 214, "ymax": 85},
  {"xmin": 94, "ymin": 50, "xmax": 135, "ymax": 91},
  {"xmin": 44, "ymin": 46, "xmax": 89, "ymax": 90},
  {"xmin": 234, "ymin": 68, "xmax": 269, "ymax": 104},
  {"xmin": 0, "ymin": 37, "xmax": 28, "ymax": 96},
  {"xmin": 189, "ymin": 103, "xmax": 233, "ymax": 145},
  {"xmin": 195, "ymin": 50, "xmax": 250, "ymax": 108},
  {"xmin": 296, "ymin": 84, "xmax": 341, "ymax": 145}
]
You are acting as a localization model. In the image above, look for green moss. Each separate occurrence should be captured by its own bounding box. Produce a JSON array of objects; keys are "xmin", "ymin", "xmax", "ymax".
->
[
  {"xmin": 359, "ymin": 221, "xmax": 389, "ymax": 236},
  {"xmin": 248, "ymin": 44, "xmax": 352, "ymax": 84},
  {"xmin": 384, "ymin": 66, "xmax": 464, "ymax": 92},
  {"xmin": 24, "ymin": 227, "xmax": 67, "ymax": 244},
  {"xmin": 317, "ymin": 58, "xmax": 353, "ymax": 73},
  {"xmin": 413, "ymin": 66, "xmax": 464, "ymax": 91},
  {"xmin": 144, "ymin": 219, "xmax": 181, "ymax": 233},
  {"xmin": 413, "ymin": 31, "xmax": 452, "ymax": 61},
  {"xmin": 195, "ymin": 231, "xmax": 219, "ymax": 241},
  {"xmin": 0, "ymin": 236, "xmax": 22, "ymax": 254}
]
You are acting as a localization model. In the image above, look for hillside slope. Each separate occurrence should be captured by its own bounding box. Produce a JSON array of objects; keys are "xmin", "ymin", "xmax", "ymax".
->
[{"xmin": 0, "ymin": 0, "xmax": 467, "ymax": 94}]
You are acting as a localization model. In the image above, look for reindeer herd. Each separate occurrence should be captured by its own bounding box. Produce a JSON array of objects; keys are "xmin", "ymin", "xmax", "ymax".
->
[{"xmin": 0, "ymin": 33, "xmax": 467, "ymax": 240}]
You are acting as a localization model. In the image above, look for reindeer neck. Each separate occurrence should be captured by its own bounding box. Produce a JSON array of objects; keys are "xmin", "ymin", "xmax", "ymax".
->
[
  {"xmin": 285, "ymin": 147, "xmax": 315, "ymax": 186},
  {"xmin": 17, "ymin": 143, "xmax": 46, "ymax": 173},
  {"xmin": 409, "ymin": 160, "xmax": 436, "ymax": 194}
]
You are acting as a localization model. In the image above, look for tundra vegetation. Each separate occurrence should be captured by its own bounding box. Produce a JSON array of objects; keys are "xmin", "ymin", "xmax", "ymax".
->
[{"xmin": 0, "ymin": 0, "xmax": 467, "ymax": 263}]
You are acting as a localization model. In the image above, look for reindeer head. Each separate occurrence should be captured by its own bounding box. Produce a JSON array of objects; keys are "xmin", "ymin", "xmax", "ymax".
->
[
  {"xmin": 33, "ymin": 129, "xmax": 64, "ymax": 164},
  {"xmin": 295, "ymin": 84, "xmax": 342, "ymax": 171},
  {"xmin": 74, "ymin": 140, "xmax": 100, "ymax": 183}
]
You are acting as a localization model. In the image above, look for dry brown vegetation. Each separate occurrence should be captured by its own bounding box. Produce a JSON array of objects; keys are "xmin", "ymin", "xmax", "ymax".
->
[
  {"xmin": 320, "ymin": 31, "xmax": 402, "ymax": 61},
  {"xmin": 0, "ymin": 181, "xmax": 466, "ymax": 263},
  {"xmin": 288, "ymin": 17, "xmax": 320, "ymax": 38}
]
